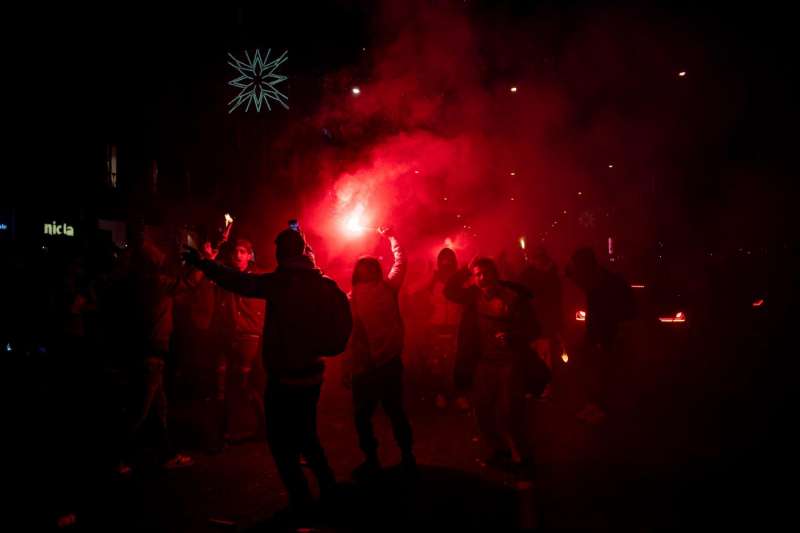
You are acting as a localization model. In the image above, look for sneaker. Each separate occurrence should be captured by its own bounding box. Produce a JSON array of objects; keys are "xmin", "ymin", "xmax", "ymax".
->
[{"xmin": 352, "ymin": 458, "xmax": 381, "ymax": 482}]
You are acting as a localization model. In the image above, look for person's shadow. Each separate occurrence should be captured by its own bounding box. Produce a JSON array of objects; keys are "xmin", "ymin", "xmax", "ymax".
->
[{"xmin": 247, "ymin": 465, "xmax": 521, "ymax": 531}]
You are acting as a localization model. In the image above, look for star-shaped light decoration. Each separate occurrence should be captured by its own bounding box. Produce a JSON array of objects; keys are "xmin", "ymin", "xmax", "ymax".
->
[{"xmin": 227, "ymin": 49, "xmax": 288, "ymax": 113}]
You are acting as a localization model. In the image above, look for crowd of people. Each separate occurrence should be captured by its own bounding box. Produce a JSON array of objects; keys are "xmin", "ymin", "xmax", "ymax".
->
[{"xmin": 13, "ymin": 215, "xmax": 640, "ymax": 526}]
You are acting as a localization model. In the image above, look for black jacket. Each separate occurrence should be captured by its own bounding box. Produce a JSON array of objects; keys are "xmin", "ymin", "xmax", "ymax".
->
[
  {"xmin": 198, "ymin": 255, "xmax": 351, "ymax": 380},
  {"xmin": 444, "ymin": 270, "xmax": 541, "ymax": 391}
]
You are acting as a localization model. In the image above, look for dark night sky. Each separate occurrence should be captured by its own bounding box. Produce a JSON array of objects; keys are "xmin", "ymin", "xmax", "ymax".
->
[{"xmin": 6, "ymin": 1, "xmax": 795, "ymax": 255}]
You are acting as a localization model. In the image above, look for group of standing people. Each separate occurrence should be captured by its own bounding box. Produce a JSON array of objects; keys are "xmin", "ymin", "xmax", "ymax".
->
[{"xmin": 123, "ymin": 217, "xmax": 634, "ymax": 523}]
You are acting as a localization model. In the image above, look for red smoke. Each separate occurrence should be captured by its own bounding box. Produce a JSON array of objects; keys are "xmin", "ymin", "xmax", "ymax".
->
[{"xmin": 251, "ymin": 0, "xmax": 739, "ymax": 287}]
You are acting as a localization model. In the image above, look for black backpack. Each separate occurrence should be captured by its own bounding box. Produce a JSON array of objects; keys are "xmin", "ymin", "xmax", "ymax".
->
[{"xmin": 316, "ymin": 277, "xmax": 353, "ymax": 357}]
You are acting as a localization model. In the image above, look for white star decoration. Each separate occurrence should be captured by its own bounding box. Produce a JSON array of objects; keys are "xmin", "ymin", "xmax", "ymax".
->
[{"xmin": 227, "ymin": 49, "xmax": 288, "ymax": 113}]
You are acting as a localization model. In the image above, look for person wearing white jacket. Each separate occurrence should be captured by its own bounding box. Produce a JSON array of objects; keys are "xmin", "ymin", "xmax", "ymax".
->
[{"xmin": 344, "ymin": 226, "xmax": 415, "ymax": 481}]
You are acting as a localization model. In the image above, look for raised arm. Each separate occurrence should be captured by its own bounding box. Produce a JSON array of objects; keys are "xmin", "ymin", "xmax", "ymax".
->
[
  {"xmin": 384, "ymin": 232, "xmax": 407, "ymax": 291},
  {"xmin": 183, "ymin": 247, "xmax": 267, "ymax": 298}
]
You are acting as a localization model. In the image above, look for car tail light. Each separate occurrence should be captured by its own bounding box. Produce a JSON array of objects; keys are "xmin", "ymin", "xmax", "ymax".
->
[
  {"xmin": 659, "ymin": 311, "xmax": 687, "ymax": 323},
  {"xmin": 575, "ymin": 310, "xmax": 586, "ymax": 322}
]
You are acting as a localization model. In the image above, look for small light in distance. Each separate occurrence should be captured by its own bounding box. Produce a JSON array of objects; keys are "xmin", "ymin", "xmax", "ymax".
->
[
  {"xmin": 561, "ymin": 352, "xmax": 569, "ymax": 363},
  {"xmin": 576, "ymin": 310, "xmax": 586, "ymax": 322},
  {"xmin": 678, "ymin": 71, "xmax": 686, "ymax": 77},
  {"xmin": 510, "ymin": 171, "xmax": 516, "ymax": 176},
  {"xmin": 352, "ymin": 87, "xmax": 361, "ymax": 95},
  {"xmin": 608, "ymin": 164, "xmax": 614, "ymax": 169},
  {"xmin": 510, "ymin": 86, "xmax": 518, "ymax": 93},
  {"xmin": 752, "ymin": 299, "xmax": 765, "ymax": 308}
]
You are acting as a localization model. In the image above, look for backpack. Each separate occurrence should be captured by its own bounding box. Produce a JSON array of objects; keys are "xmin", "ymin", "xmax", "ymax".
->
[{"xmin": 316, "ymin": 277, "xmax": 353, "ymax": 357}]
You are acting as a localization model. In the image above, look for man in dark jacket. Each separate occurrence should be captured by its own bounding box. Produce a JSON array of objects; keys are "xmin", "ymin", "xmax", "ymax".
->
[
  {"xmin": 423, "ymin": 248, "xmax": 469, "ymax": 410},
  {"xmin": 126, "ymin": 223, "xmax": 194, "ymax": 470},
  {"xmin": 520, "ymin": 246, "xmax": 563, "ymax": 397},
  {"xmin": 566, "ymin": 247, "xmax": 635, "ymax": 424},
  {"xmin": 209, "ymin": 238, "xmax": 266, "ymax": 447},
  {"xmin": 445, "ymin": 257, "xmax": 541, "ymax": 476},
  {"xmin": 184, "ymin": 226, "xmax": 352, "ymax": 515}
]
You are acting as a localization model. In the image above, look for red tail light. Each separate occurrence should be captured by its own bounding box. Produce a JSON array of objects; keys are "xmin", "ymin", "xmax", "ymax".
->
[
  {"xmin": 631, "ymin": 284, "xmax": 646, "ymax": 289},
  {"xmin": 575, "ymin": 310, "xmax": 586, "ymax": 322},
  {"xmin": 752, "ymin": 299, "xmax": 764, "ymax": 308},
  {"xmin": 659, "ymin": 311, "xmax": 687, "ymax": 323}
]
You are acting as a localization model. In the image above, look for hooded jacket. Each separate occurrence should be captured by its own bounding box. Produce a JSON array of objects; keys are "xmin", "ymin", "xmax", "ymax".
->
[
  {"xmin": 348, "ymin": 236, "xmax": 407, "ymax": 376},
  {"xmin": 197, "ymin": 253, "xmax": 350, "ymax": 382}
]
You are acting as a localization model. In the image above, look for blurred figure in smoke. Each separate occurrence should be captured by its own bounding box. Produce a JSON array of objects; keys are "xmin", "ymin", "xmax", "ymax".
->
[
  {"xmin": 422, "ymin": 248, "xmax": 470, "ymax": 410},
  {"xmin": 520, "ymin": 246, "xmax": 564, "ymax": 397},
  {"xmin": 343, "ymin": 226, "xmax": 416, "ymax": 481},
  {"xmin": 208, "ymin": 238, "xmax": 266, "ymax": 449},
  {"xmin": 566, "ymin": 247, "xmax": 635, "ymax": 424},
  {"xmin": 125, "ymin": 220, "xmax": 194, "ymax": 470},
  {"xmin": 184, "ymin": 223, "xmax": 351, "ymax": 520},
  {"xmin": 445, "ymin": 257, "xmax": 542, "ymax": 477},
  {"xmin": 172, "ymin": 219, "xmax": 232, "ymax": 452}
]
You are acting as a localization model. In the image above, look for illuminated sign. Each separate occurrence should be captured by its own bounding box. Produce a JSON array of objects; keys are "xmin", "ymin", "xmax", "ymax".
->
[{"xmin": 44, "ymin": 221, "xmax": 75, "ymax": 237}]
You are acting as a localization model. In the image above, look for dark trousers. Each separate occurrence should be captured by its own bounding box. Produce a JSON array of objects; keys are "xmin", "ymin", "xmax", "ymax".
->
[
  {"xmin": 473, "ymin": 360, "xmax": 532, "ymax": 461},
  {"xmin": 425, "ymin": 327, "xmax": 458, "ymax": 396},
  {"xmin": 215, "ymin": 337, "xmax": 265, "ymax": 441},
  {"xmin": 352, "ymin": 357, "xmax": 413, "ymax": 459},
  {"xmin": 264, "ymin": 378, "xmax": 335, "ymax": 507}
]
